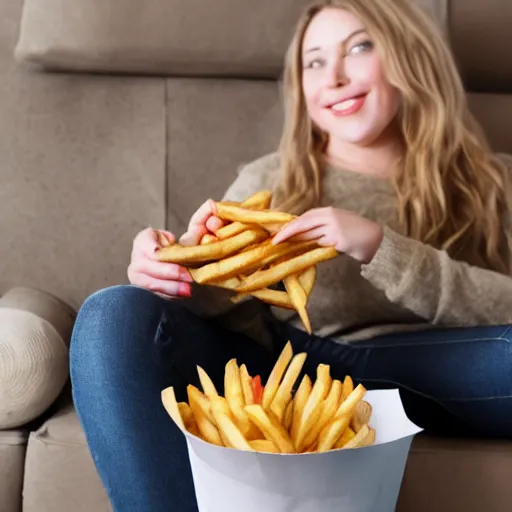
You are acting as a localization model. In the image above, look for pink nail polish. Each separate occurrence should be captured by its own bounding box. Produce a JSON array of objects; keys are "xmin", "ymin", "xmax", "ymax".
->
[{"xmin": 180, "ymin": 283, "xmax": 192, "ymax": 297}]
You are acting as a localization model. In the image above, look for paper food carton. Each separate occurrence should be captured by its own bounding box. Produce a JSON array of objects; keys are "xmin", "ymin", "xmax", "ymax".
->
[{"xmin": 162, "ymin": 344, "xmax": 422, "ymax": 512}]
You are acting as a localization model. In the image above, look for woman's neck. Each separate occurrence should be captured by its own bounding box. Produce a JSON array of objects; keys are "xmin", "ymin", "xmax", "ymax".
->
[{"xmin": 325, "ymin": 128, "xmax": 403, "ymax": 179}]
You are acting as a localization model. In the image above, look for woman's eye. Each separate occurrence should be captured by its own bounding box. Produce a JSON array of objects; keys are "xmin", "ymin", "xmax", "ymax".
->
[
  {"xmin": 348, "ymin": 40, "xmax": 374, "ymax": 56},
  {"xmin": 304, "ymin": 58, "xmax": 325, "ymax": 69}
]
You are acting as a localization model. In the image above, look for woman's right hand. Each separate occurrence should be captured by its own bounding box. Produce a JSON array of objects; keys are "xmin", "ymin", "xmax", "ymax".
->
[
  {"xmin": 127, "ymin": 228, "xmax": 194, "ymax": 299},
  {"xmin": 127, "ymin": 199, "xmax": 225, "ymax": 299}
]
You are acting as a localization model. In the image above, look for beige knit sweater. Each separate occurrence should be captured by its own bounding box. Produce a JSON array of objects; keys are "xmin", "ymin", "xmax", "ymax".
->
[{"xmin": 186, "ymin": 152, "xmax": 512, "ymax": 344}]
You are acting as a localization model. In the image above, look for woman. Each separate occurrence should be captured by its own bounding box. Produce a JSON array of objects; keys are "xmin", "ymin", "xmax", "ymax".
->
[{"xmin": 70, "ymin": 1, "xmax": 512, "ymax": 511}]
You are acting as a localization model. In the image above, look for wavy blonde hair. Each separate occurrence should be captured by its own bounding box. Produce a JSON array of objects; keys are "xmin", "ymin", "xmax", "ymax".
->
[{"xmin": 272, "ymin": 0, "xmax": 511, "ymax": 274}]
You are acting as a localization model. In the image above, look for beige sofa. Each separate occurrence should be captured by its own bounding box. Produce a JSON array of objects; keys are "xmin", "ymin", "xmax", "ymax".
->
[{"xmin": 1, "ymin": 0, "xmax": 512, "ymax": 510}]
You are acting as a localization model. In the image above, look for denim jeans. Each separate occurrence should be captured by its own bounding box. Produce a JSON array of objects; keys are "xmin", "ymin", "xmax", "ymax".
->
[{"xmin": 70, "ymin": 285, "xmax": 512, "ymax": 512}]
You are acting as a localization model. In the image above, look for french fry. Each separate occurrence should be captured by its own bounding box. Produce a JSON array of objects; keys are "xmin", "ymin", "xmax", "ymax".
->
[
  {"xmin": 257, "ymin": 241, "xmax": 317, "ymax": 269},
  {"xmin": 317, "ymin": 414, "xmax": 352, "ymax": 452},
  {"xmin": 335, "ymin": 384, "xmax": 366, "ymax": 418},
  {"xmin": 240, "ymin": 190, "xmax": 272, "ymax": 210},
  {"xmin": 188, "ymin": 423, "xmax": 201, "ymax": 438},
  {"xmin": 197, "ymin": 366, "xmax": 219, "ymax": 399},
  {"xmin": 303, "ymin": 379, "xmax": 342, "ymax": 451},
  {"xmin": 295, "ymin": 364, "xmax": 332, "ymax": 451},
  {"xmin": 190, "ymin": 240, "xmax": 315, "ymax": 285},
  {"xmin": 244, "ymin": 405, "xmax": 296, "ymax": 454},
  {"xmin": 269, "ymin": 352, "xmax": 307, "ymax": 422},
  {"xmin": 249, "ymin": 439, "xmax": 280, "ymax": 453},
  {"xmin": 235, "ymin": 247, "xmax": 338, "ymax": 294},
  {"xmin": 200, "ymin": 234, "xmax": 218, "ymax": 245},
  {"xmin": 189, "ymin": 243, "xmax": 274, "ymax": 284},
  {"xmin": 232, "ymin": 288, "xmax": 295, "ymax": 310},
  {"xmin": 186, "ymin": 385, "xmax": 216, "ymax": 424},
  {"xmin": 363, "ymin": 426, "xmax": 376, "ymax": 447},
  {"xmin": 206, "ymin": 395, "xmax": 234, "ymax": 448},
  {"xmin": 210, "ymin": 276, "xmax": 241, "ymax": 290},
  {"xmin": 342, "ymin": 375, "xmax": 354, "ymax": 400},
  {"xmin": 187, "ymin": 385, "xmax": 223, "ymax": 446},
  {"xmin": 351, "ymin": 401, "xmax": 372, "ymax": 433},
  {"xmin": 215, "ymin": 221, "xmax": 248, "ymax": 240},
  {"xmin": 214, "ymin": 192, "xmax": 272, "ymax": 240},
  {"xmin": 298, "ymin": 265, "xmax": 317, "ymax": 296},
  {"xmin": 161, "ymin": 387, "xmax": 185, "ymax": 430},
  {"xmin": 283, "ymin": 399, "xmax": 294, "ymax": 431},
  {"xmin": 259, "ymin": 222, "xmax": 288, "ymax": 234},
  {"xmin": 261, "ymin": 342, "xmax": 293, "ymax": 410},
  {"xmin": 239, "ymin": 364, "xmax": 254, "ymax": 405},
  {"xmin": 291, "ymin": 374, "xmax": 312, "ymax": 444},
  {"xmin": 342, "ymin": 424, "xmax": 371, "ymax": 449},
  {"xmin": 284, "ymin": 274, "xmax": 312, "ymax": 334},
  {"xmin": 224, "ymin": 359, "xmax": 261, "ymax": 440},
  {"xmin": 333, "ymin": 426, "xmax": 357, "ymax": 449},
  {"xmin": 209, "ymin": 396, "xmax": 253, "ymax": 451},
  {"xmin": 157, "ymin": 228, "xmax": 268, "ymax": 264},
  {"xmin": 178, "ymin": 402, "xmax": 196, "ymax": 430},
  {"xmin": 214, "ymin": 203, "xmax": 296, "ymax": 225}
]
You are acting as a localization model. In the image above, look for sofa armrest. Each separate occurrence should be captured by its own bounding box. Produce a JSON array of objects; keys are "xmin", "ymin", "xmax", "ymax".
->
[{"xmin": 0, "ymin": 288, "xmax": 76, "ymax": 429}]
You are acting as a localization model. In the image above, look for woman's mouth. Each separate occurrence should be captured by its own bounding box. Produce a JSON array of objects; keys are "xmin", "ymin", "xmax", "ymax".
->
[{"xmin": 328, "ymin": 94, "xmax": 367, "ymax": 116}]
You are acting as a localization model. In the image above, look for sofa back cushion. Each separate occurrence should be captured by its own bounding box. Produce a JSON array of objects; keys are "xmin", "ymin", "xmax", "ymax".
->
[{"xmin": 15, "ymin": 0, "xmax": 448, "ymax": 78}]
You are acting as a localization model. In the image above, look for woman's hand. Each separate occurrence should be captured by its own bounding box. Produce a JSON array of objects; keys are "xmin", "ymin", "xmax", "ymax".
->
[
  {"xmin": 127, "ymin": 228, "xmax": 194, "ymax": 298},
  {"xmin": 127, "ymin": 199, "xmax": 226, "ymax": 299},
  {"xmin": 178, "ymin": 199, "xmax": 225, "ymax": 246},
  {"xmin": 272, "ymin": 207, "xmax": 383, "ymax": 264}
]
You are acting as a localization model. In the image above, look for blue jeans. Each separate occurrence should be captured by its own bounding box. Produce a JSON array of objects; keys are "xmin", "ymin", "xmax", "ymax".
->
[{"xmin": 70, "ymin": 285, "xmax": 512, "ymax": 512}]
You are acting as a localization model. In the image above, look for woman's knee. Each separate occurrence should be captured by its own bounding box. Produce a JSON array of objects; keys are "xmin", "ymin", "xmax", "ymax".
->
[{"xmin": 70, "ymin": 285, "xmax": 164, "ymax": 377}]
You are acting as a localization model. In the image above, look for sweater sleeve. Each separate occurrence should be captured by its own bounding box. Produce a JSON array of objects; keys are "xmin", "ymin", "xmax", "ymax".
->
[
  {"xmin": 360, "ymin": 225, "xmax": 512, "ymax": 326},
  {"xmin": 180, "ymin": 153, "xmax": 280, "ymax": 322},
  {"xmin": 361, "ymin": 153, "xmax": 512, "ymax": 326}
]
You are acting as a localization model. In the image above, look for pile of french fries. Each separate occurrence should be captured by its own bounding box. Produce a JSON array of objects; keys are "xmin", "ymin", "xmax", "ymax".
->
[
  {"xmin": 162, "ymin": 342, "xmax": 375, "ymax": 454},
  {"xmin": 156, "ymin": 191, "xmax": 339, "ymax": 333}
]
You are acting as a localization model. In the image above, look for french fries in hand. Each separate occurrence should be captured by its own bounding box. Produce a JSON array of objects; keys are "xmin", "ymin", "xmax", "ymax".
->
[
  {"xmin": 161, "ymin": 342, "xmax": 375, "ymax": 454},
  {"xmin": 155, "ymin": 190, "xmax": 339, "ymax": 333}
]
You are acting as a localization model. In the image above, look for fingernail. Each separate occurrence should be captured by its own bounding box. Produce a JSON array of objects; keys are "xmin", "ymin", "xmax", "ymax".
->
[
  {"xmin": 181, "ymin": 269, "xmax": 194, "ymax": 283},
  {"xmin": 179, "ymin": 282, "xmax": 192, "ymax": 297}
]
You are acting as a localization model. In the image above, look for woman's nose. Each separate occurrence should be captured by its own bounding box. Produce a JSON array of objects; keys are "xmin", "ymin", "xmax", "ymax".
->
[{"xmin": 326, "ymin": 56, "xmax": 348, "ymax": 88}]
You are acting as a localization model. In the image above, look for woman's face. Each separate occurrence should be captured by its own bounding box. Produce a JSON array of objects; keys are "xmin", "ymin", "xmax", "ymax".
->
[{"xmin": 301, "ymin": 7, "xmax": 400, "ymax": 149}]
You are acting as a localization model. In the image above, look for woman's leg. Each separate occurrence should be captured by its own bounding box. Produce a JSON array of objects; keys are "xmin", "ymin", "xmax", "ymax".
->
[
  {"xmin": 279, "ymin": 324, "xmax": 512, "ymax": 438},
  {"xmin": 70, "ymin": 285, "xmax": 275, "ymax": 512}
]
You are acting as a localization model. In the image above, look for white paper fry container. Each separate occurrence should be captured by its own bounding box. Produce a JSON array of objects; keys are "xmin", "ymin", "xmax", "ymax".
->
[{"xmin": 180, "ymin": 389, "xmax": 422, "ymax": 512}]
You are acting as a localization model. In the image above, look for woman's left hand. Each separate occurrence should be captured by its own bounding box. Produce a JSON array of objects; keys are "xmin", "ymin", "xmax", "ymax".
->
[{"xmin": 271, "ymin": 207, "xmax": 383, "ymax": 264}]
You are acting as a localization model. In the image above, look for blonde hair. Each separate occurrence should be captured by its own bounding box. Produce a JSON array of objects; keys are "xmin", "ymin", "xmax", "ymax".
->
[{"xmin": 272, "ymin": 0, "xmax": 511, "ymax": 274}]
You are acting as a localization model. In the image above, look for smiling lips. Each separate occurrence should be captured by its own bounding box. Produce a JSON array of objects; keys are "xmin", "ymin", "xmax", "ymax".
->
[{"xmin": 327, "ymin": 94, "xmax": 367, "ymax": 116}]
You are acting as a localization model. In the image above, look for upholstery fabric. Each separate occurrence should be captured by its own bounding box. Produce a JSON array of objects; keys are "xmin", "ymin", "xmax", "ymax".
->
[{"xmin": 0, "ymin": 287, "xmax": 73, "ymax": 429}]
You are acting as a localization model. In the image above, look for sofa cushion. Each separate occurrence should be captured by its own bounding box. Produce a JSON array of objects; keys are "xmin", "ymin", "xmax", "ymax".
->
[
  {"xmin": 0, "ymin": 429, "xmax": 28, "ymax": 512},
  {"xmin": 165, "ymin": 78, "xmax": 282, "ymax": 236},
  {"xmin": 0, "ymin": 0, "xmax": 167, "ymax": 309},
  {"xmin": 450, "ymin": 0, "xmax": 512, "ymax": 92},
  {"xmin": 23, "ymin": 402, "xmax": 111, "ymax": 512},
  {"xmin": 25, "ymin": 401, "xmax": 512, "ymax": 512},
  {"xmin": 0, "ymin": 310, "xmax": 68, "ymax": 429},
  {"xmin": 467, "ymin": 93, "xmax": 512, "ymax": 153},
  {"xmin": 15, "ymin": 0, "xmax": 446, "ymax": 79},
  {"xmin": 0, "ymin": 288, "xmax": 75, "ymax": 429},
  {"xmin": 15, "ymin": 0, "xmax": 312, "ymax": 79},
  {"xmin": 0, "ymin": 69, "xmax": 166, "ymax": 309},
  {"xmin": 398, "ymin": 433, "xmax": 512, "ymax": 511}
]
